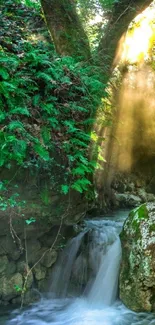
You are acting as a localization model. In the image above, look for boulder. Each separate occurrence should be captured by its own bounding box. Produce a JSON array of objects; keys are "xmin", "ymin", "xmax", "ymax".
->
[
  {"xmin": 26, "ymin": 239, "xmax": 41, "ymax": 264},
  {"xmin": 12, "ymin": 289, "xmax": 40, "ymax": 305},
  {"xmin": 0, "ymin": 256, "xmax": 9, "ymax": 274},
  {"xmin": 115, "ymin": 193, "xmax": 141, "ymax": 207},
  {"xmin": 137, "ymin": 188, "xmax": 147, "ymax": 203},
  {"xmin": 127, "ymin": 194, "xmax": 142, "ymax": 207},
  {"xmin": 0, "ymin": 235, "xmax": 21, "ymax": 260},
  {"xmin": 0, "ymin": 273, "xmax": 23, "ymax": 301},
  {"xmin": 33, "ymin": 264, "xmax": 46, "ymax": 280},
  {"xmin": 40, "ymin": 249, "xmax": 57, "ymax": 268},
  {"xmin": 17, "ymin": 261, "xmax": 33, "ymax": 289},
  {"xmin": 120, "ymin": 203, "xmax": 155, "ymax": 312},
  {"xmin": 147, "ymin": 193, "xmax": 155, "ymax": 202}
]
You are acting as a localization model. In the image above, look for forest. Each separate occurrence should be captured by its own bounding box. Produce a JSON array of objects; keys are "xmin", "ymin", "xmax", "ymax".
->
[{"xmin": 0, "ymin": 0, "xmax": 155, "ymax": 324}]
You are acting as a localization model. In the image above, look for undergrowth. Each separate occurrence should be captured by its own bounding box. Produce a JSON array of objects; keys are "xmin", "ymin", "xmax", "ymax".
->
[{"xmin": 0, "ymin": 0, "xmax": 107, "ymax": 204}]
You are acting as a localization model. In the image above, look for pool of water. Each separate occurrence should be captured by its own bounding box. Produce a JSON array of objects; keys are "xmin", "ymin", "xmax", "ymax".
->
[{"xmin": 4, "ymin": 297, "xmax": 155, "ymax": 325}]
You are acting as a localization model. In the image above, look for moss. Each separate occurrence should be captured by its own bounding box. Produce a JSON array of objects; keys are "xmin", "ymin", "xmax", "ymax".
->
[
  {"xmin": 149, "ymin": 224, "xmax": 155, "ymax": 232},
  {"xmin": 130, "ymin": 204, "xmax": 148, "ymax": 221},
  {"xmin": 127, "ymin": 204, "xmax": 148, "ymax": 237}
]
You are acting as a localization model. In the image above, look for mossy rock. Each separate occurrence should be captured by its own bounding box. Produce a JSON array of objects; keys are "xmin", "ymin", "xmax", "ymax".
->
[{"xmin": 120, "ymin": 203, "xmax": 155, "ymax": 312}]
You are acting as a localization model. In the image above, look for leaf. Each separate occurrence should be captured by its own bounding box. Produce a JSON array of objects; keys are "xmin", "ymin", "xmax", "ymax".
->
[
  {"xmin": 10, "ymin": 107, "xmax": 30, "ymax": 116},
  {"xmin": 61, "ymin": 185, "xmax": 69, "ymax": 194},
  {"xmin": 14, "ymin": 285, "xmax": 22, "ymax": 292},
  {"xmin": 0, "ymin": 67, "xmax": 9, "ymax": 80},
  {"xmin": 72, "ymin": 104, "xmax": 88, "ymax": 113},
  {"xmin": 41, "ymin": 127, "xmax": 51, "ymax": 145},
  {"xmin": 34, "ymin": 144, "xmax": 50, "ymax": 161},
  {"xmin": 72, "ymin": 164, "xmax": 92, "ymax": 176},
  {"xmin": 71, "ymin": 178, "xmax": 91, "ymax": 193},
  {"xmin": 0, "ymin": 110, "xmax": 6, "ymax": 122},
  {"xmin": 8, "ymin": 121, "xmax": 24, "ymax": 131},
  {"xmin": 48, "ymin": 117, "xmax": 59, "ymax": 128},
  {"xmin": 25, "ymin": 217, "xmax": 36, "ymax": 225},
  {"xmin": 42, "ymin": 103, "xmax": 58, "ymax": 115},
  {"xmin": 36, "ymin": 72, "xmax": 52, "ymax": 82},
  {"xmin": 71, "ymin": 138, "xmax": 88, "ymax": 148}
]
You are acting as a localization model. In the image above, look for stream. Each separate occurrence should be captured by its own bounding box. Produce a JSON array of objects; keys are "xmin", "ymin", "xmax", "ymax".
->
[{"xmin": 2, "ymin": 210, "xmax": 155, "ymax": 325}]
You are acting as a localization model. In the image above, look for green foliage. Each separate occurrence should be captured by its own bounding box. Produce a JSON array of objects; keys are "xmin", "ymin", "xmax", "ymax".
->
[
  {"xmin": 14, "ymin": 285, "xmax": 22, "ymax": 292},
  {"xmin": 25, "ymin": 217, "xmax": 36, "ymax": 224},
  {"xmin": 0, "ymin": 182, "xmax": 26, "ymax": 211},
  {"xmin": 0, "ymin": 0, "xmax": 107, "ymax": 207}
]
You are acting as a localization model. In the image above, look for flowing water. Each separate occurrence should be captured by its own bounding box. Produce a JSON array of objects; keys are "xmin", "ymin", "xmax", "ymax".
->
[{"xmin": 3, "ymin": 210, "xmax": 155, "ymax": 325}]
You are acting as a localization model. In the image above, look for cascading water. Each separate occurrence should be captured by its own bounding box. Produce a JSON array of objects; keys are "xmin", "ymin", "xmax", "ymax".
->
[
  {"xmin": 5, "ymin": 210, "xmax": 155, "ymax": 325},
  {"xmin": 49, "ymin": 232, "xmax": 86, "ymax": 298},
  {"xmin": 88, "ymin": 237, "xmax": 122, "ymax": 306}
]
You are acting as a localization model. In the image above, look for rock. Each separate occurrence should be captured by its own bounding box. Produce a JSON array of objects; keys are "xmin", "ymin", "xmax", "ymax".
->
[
  {"xmin": 137, "ymin": 188, "xmax": 147, "ymax": 203},
  {"xmin": 127, "ymin": 194, "xmax": 142, "ymax": 207},
  {"xmin": 12, "ymin": 289, "xmax": 40, "ymax": 305},
  {"xmin": 126, "ymin": 182, "xmax": 135, "ymax": 192},
  {"xmin": 0, "ymin": 235, "xmax": 21, "ymax": 260},
  {"xmin": 117, "ymin": 182, "xmax": 126, "ymax": 193},
  {"xmin": 26, "ymin": 239, "xmax": 41, "ymax": 264},
  {"xmin": 41, "ymin": 249, "xmax": 57, "ymax": 268},
  {"xmin": 115, "ymin": 193, "xmax": 141, "ymax": 207},
  {"xmin": 17, "ymin": 262, "xmax": 33, "ymax": 289},
  {"xmin": 0, "ymin": 273, "xmax": 23, "ymax": 301},
  {"xmin": 115, "ymin": 193, "xmax": 128, "ymax": 206},
  {"xmin": 37, "ymin": 278, "xmax": 48, "ymax": 292},
  {"xmin": 0, "ymin": 256, "xmax": 9, "ymax": 274},
  {"xmin": 135, "ymin": 179, "xmax": 145, "ymax": 188},
  {"xmin": 147, "ymin": 177, "xmax": 155, "ymax": 194},
  {"xmin": 33, "ymin": 264, "xmax": 46, "ymax": 280},
  {"xmin": 22, "ymin": 289, "xmax": 40, "ymax": 305},
  {"xmin": 120, "ymin": 203, "xmax": 155, "ymax": 312},
  {"xmin": 6, "ymin": 261, "xmax": 16, "ymax": 276},
  {"xmin": 147, "ymin": 193, "xmax": 155, "ymax": 202}
]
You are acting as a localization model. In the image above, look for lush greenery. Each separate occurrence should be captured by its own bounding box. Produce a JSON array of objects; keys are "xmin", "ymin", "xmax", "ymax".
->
[{"xmin": 0, "ymin": 0, "xmax": 108, "ymax": 205}]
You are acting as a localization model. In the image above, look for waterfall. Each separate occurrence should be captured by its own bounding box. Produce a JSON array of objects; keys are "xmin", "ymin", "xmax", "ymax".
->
[
  {"xmin": 9, "ymin": 211, "xmax": 152, "ymax": 325},
  {"xmin": 50, "ymin": 232, "xmax": 85, "ymax": 297},
  {"xmin": 49, "ymin": 218, "xmax": 122, "ymax": 307},
  {"xmin": 88, "ymin": 237, "xmax": 122, "ymax": 306}
]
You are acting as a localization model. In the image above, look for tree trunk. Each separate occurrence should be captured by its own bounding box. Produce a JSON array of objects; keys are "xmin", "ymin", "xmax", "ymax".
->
[
  {"xmin": 98, "ymin": 0, "xmax": 153, "ymax": 72},
  {"xmin": 40, "ymin": 0, "xmax": 91, "ymax": 60}
]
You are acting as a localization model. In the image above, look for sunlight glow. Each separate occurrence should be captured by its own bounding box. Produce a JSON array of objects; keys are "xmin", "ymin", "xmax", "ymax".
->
[
  {"xmin": 122, "ymin": 6, "xmax": 155, "ymax": 63},
  {"xmin": 95, "ymin": 3, "xmax": 155, "ymax": 190}
]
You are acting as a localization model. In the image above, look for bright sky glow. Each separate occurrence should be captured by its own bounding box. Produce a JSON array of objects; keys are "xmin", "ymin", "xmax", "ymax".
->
[{"xmin": 122, "ymin": 6, "xmax": 155, "ymax": 63}]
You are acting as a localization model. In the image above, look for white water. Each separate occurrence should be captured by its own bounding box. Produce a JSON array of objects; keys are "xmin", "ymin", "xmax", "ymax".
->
[
  {"xmin": 4, "ymin": 210, "xmax": 155, "ymax": 325},
  {"xmin": 50, "ymin": 232, "xmax": 85, "ymax": 297},
  {"xmin": 88, "ymin": 237, "xmax": 121, "ymax": 306}
]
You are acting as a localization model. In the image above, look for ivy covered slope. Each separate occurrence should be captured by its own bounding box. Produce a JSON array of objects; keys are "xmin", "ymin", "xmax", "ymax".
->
[{"xmin": 0, "ymin": 1, "xmax": 105, "ymax": 225}]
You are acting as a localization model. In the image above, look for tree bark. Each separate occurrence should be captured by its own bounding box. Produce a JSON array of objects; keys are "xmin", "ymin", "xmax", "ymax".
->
[
  {"xmin": 40, "ymin": 0, "xmax": 91, "ymax": 60},
  {"xmin": 98, "ymin": 0, "xmax": 153, "ymax": 72}
]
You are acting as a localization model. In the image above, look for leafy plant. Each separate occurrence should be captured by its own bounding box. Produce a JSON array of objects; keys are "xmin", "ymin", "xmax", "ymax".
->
[{"xmin": 0, "ymin": 0, "xmax": 108, "ymax": 211}]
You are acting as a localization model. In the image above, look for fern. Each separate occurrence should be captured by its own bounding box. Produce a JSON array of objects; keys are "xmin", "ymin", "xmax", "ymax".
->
[
  {"xmin": 10, "ymin": 107, "xmax": 30, "ymax": 116},
  {"xmin": 71, "ymin": 138, "xmax": 88, "ymax": 147},
  {"xmin": 34, "ymin": 144, "xmax": 50, "ymax": 161},
  {"xmin": 61, "ymin": 184, "xmax": 69, "ymax": 194},
  {"xmin": 41, "ymin": 126, "xmax": 51, "ymax": 145},
  {"xmin": 8, "ymin": 121, "xmax": 24, "ymax": 131},
  {"xmin": 36, "ymin": 72, "xmax": 53, "ymax": 83},
  {"xmin": 48, "ymin": 117, "xmax": 59, "ymax": 128},
  {"xmin": 0, "ymin": 0, "xmax": 107, "ymax": 198},
  {"xmin": 72, "ymin": 178, "xmax": 91, "ymax": 193},
  {"xmin": 0, "ymin": 67, "xmax": 9, "ymax": 80}
]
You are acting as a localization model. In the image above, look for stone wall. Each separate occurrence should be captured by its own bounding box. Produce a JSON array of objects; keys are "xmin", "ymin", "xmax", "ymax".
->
[{"xmin": 0, "ymin": 220, "xmax": 77, "ymax": 306}]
